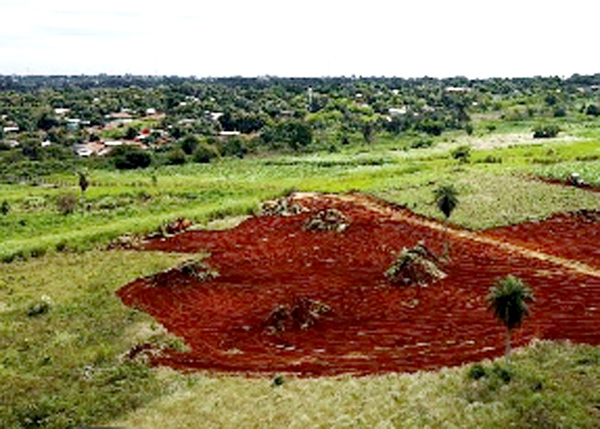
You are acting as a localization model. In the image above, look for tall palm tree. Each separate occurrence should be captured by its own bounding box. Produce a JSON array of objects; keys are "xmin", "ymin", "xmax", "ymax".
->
[
  {"xmin": 487, "ymin": 275, "xmax": 534, "ymax": 364},
  {"xmin": 433, "ymin": 184, "xmax": 458, "ymax": 256}
]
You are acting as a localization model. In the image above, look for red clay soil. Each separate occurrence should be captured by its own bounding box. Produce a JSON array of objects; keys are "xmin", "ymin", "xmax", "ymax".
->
[
  {"xmin": 117, "ymin": 195, "xmax": 600, "ymax": 376},
  {"xmin": 485, "ymin": 209, "xmax": 600, "ymax": 270}
]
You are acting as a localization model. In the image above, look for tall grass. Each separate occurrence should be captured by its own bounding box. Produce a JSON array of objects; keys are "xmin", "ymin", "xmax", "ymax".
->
[
  {"xmin": 0, "ymin": 251, "xmax": 192, "ymax": 428},
  {"xmin": 113, "ymin": 341, "xmax": 600, "ymax": 429}
]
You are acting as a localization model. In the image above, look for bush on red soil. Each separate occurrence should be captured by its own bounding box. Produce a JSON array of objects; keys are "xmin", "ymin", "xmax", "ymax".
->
[
  {"xmin": 386, "ymin": 243, "xmax": 446, "ymax": 286},
  {"xmin": 265, "ymin": 297, "xmax": 331, "ymax": 333},
  {"xmin": 304, "ymin": 208, "xmax": 349, "ymax": 232},
  {"xmin": 259, "ymin": 197, "xmax": 307, "ymax": 217},
  {"xmin": 164, "ymin": 217, "xmax": 193, "ymax": 235},
  {"xmin": 148, "ymin": 260, "xmax": 218, "ymax": 287}
]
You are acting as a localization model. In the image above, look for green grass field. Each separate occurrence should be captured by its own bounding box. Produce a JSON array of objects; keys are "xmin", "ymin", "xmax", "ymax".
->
[{"xmin": 1, "ymin": 130, "xmax": 600, "ymax": 428}]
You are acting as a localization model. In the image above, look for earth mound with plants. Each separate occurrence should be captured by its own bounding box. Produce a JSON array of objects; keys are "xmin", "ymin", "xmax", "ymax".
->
[{"xmin": 117, "ymin": 193, "xmax": 600, "ymax": 375}]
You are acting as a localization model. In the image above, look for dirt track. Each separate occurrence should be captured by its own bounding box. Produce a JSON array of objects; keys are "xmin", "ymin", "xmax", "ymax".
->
[{"xmin": 117, "ymin": 193, "xmax": 600, "ymax": 375}]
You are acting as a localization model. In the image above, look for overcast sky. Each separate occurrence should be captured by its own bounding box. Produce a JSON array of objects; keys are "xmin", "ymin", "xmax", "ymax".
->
[{"xmin": 0, "ymin": 0, "xmax": 598, "ymax": 78}]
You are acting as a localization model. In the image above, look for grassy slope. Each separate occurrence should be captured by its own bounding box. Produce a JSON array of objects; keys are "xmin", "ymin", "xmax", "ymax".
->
[
  {"xmin": 1, "ymin": 251, "xmax": 598, "ymax": 429},
  {"xmin": 1, "ymin": 130, "xmax": 600, "ymax": 427},
  {"xmin": 0, "ymin": 251, "xmax": 192, "ymax": 428},
  {"xmin": 1, "ymin": 137, "xmax": 600, "ymax": 260},
  {"xmin": 115, "ymin": 342, "xmax": 600, "ymax": 429}
]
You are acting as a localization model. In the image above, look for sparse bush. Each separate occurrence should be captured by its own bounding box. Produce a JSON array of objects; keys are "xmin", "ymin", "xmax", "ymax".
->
[
  {"xmin": 112, "ymin": 146, "xmax": 153, "ymax": 169},
  {"xmin": 1, "ymin": 200, "xmax": 9, "ymax": 215},
  {"xmin": 386, "ymin": 243, "xmax": 446, "ymax": 286},
  {"xmin": 304, "ymin": 209, "xmax": 349, "ymax": 232},
  {"xmin": 410, "ymin": 138, "xmax": 434, "ymax": 149},
  {"xmin": 585, "ymin": 104, "xmax": 600, "ymax": 117},
  {"xmin": 477, "ymin": 155, "xmax": 502, "ymax": 164},
  {"xmin": 26, "ymin": 297, "xmax": 51, "ymax": 317},
  {"xmin": 532, "ymin": 124, "xmax": 559, "ymax": 139},
  {"xmin": 166, "ymin": 147, "xmax": 187, "ymax": 165},
  {"xmin": 467, "ymin": 363, "xmax": 487, "ymax": 380},
  {"xmin": 56, "ymin": 192, "xmax": 78, "ymax": 215},
  {"xmin": 451, "ymin": 145, "xmax": 471, "ymax": 163},
  {"xmin": 553, "ymin": 107, "xmax": 567, "ymax": 117},
  {"xmin": 178, "ymin": 260, "xmax": 219, "ymax": 282},
  {"xmin": 192, "ymin": 143, "xmax": 220, "ymax": 163}
]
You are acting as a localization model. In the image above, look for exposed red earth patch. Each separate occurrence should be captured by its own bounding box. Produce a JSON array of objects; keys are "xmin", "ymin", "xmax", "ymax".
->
[
  {"xmin": 485, "ymin": 210, "xmax": 600, "ymax": 270},
  {"xmin": 117, "ymin": 194, "xmax": 600, "ymax": 375}
]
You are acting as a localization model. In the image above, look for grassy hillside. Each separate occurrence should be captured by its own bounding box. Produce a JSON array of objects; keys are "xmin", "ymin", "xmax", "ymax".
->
[
  {"xmin": 1, "ymin": 131, "xmax": 599, "ymax": 428},
  {"xmin": 1, "ymin": 136, "xmax": 599, "ymax": 262}
]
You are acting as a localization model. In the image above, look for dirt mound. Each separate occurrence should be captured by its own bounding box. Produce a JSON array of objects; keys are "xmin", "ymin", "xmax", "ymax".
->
[
  {"xmin": 304, "ymin": 208, "xmax": 349, "ymax": 232},
  {"xmin": 117, "ymin": 194, "xmax": 600, "ymax": 375}
]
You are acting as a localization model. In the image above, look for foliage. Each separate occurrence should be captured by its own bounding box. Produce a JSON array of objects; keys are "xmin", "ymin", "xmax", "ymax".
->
[
  {"xmin": 386, "ymin": 243, "xmax": 446, "ymax": 286},
  {"xmin": 451, "ymin": 145, "xmax": 471, "ymax": 163},
  {"xmin": 55, "ymin": 192, "xmax": 78, "ymax": 215},
  {"xmin": 533, "ymin": 124, "xmax": 559, "ymax": 139},
  {"xmin": 192, "ymin": 143, "xmax": 220, "ymax": 163},
  {"xmin": 166, "ymin": 147, "xmax": 187, "ymax": 165},
  {"xmin": 111, "ymin": 146, "xmax": 153, "ymax": 169},
  {"xmin": 78, "ymin": 171, "xmax": 89, "ymax": 195},
  {"xmin": 262, "ymin": 120, "xmax": 313, "ymax": 151},
  {"xmin": 434, "ymin": 184, "xmax": 459, "ymax": 219},
  {"xmin": 0, "ymin": 251, "xmax": 190, "ymax": 429},
  {"xmin": 487, "ymin": 275, "xmax": 534, "ymax": 331}
]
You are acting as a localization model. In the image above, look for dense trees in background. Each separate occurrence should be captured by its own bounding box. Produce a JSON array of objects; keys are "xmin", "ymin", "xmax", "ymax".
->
[{"xmin": 1, "ymin": 73, "xmax": 600, "ymax": 177}]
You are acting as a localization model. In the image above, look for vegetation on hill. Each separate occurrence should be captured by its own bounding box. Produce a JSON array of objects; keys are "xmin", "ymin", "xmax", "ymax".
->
[{"xmin": 1, "ymin": 74, "xmax": 600, "ymax": 428}]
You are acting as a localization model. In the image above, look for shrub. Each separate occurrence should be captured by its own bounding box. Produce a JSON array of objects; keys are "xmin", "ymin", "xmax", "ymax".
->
[
  {"xmin": 220, "ymin": 136, "xmax": 247, "ymax": 158},
  {"xmin": 1, "ymin": 200, "xmax": 9, "ymax": 215},
  {"xmin": 532, "ymin": 124, "xmax": 559, "ymax": 139},
  {"xmin": 585, "ymin": 104, "xmax": 600, "ymax": 117},
  {"xmin": 451, "ymin": 145, "xmax": 471, "ymax": 163},
  {"xmin": 467, "ymin": 364, "xmax": 487, "ymax": 380},
  {"xmin": 192, "ymin": 143, "xmax": 220, "ymax": 163},
  {"xmin": 410, "ymin": 138, "xmax": 434, "ymax": 149},
  {"xmin": 553, "ymin": 107, "xmax": 567, "ymax": 117},
  {"xmin": 56, "ymin": 193, "xmax": 78, "ymax": 215},
  {"xmin": 111, "ymin": 146, "xmax": 153, "ymax": 169},
  {"xmin": 386, "ymin": 243, "xmax": 446, "ymax": 286},
  {"xmin": 477, "ymin": 155, "xmax": 502, "ymax": 164},
  {"xmin": 166, "ymin": 147, "xmax": 187, "ymax": 165},
  {"xmin": 179, "ymin": 135, "xmax": 200, "ymax": 155}
]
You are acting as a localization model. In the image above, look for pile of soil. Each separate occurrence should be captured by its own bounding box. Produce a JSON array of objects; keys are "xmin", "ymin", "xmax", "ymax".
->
[{"xmin": 117, "ymin": 194, "xmax": 600, "ymax": 375}]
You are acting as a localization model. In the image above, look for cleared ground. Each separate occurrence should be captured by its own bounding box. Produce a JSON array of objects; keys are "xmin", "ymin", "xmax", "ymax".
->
[{"xmin": 117, "ymin": 193, "xmax": 600, "ymax": 375}]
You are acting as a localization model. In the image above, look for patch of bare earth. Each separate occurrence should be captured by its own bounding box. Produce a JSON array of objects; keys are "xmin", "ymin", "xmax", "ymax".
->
[{"xmin": 117, "ymin": 193, "xmax": 600, "ymax": 375}]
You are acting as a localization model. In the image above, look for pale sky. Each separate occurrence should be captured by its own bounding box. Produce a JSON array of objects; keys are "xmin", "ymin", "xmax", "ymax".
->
[{"xmin": 0, "ymin": 0, "xmax": 598, "ymax": 78}]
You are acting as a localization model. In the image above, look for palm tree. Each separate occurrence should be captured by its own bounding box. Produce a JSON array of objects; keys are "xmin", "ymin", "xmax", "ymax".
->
[
  {"xmin": 433, "ymin": 184, "xmax": 458, "ymax": 256},
  {"xmin": 487, "ymin": 275, "xmax": 534, "ymax": 364}
]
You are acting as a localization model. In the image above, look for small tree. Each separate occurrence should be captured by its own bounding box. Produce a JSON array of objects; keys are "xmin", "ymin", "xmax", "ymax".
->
[
  {"xmin": 487, "ymin": 275, "xmax": 534, "ymax": 365},
  {"xmin": 1, "ymin": 200, "xmax": 10, "ymax": 216},
  {"xmin": 433, "ymin": 184, "xmax": 458, "ymax": 256},
  {"xmin": 78, "ymin": 171, "xmax": 89, "ymax": 202}
]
